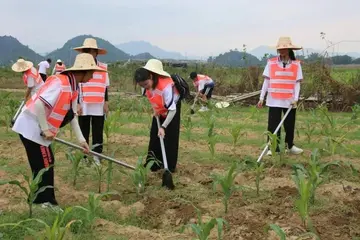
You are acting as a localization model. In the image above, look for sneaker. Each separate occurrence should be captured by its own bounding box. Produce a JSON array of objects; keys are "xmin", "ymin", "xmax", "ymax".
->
[
  {"xmin": 41, "ymin": 202, "xmax": 64, "ymax": 213},
  {"xmin": 199, "ymin": 106, "xmax": 209, "ymax": 112},
  {"xmin": 288, "ymin": 146, "xmax": 303, "ymax": 155},
  {"xmin": 266, "ymin": 150, "xmax": 272, "ymax": 156},
  {"xmin": 93, "ymin": 156, "xmax": 101, "ymax": 166}
]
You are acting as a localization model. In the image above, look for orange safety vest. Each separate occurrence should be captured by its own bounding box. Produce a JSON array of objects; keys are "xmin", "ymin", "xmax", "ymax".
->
[
  {"xmin": 268, "ymin": 57, "xmax": 299, "ymax": 100},
  {"xmin": 25, "ymin": 74, "xmax": 78, "ymax": 135},
  {"xmin": 193, "ymin": 74, "xmax": 211, "ymax": 91},
  {"xmin": 55, "ymin": 64, "xmax": 66, "ymax": 74},
  {"xmin": 80, "ymin": 61, "xmax": 107, "ymax": 103},
  {"xmin": 23, "ymin": 67, "xmax": 42, "ymax": 85},
  {"xmin": 145, "ymin": 77, "xmax": 179, "ymax": 117}
]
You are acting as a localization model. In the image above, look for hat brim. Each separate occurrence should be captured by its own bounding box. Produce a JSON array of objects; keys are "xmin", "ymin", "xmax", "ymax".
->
[
  {"xmin": 275, "ymin": 45, "xmax": 303, "ymax": 50},
  {"xmin": 73, "ymin": 46, "xmax": 107, "ymax": 55},
  {"xmin": 62, "ymin": 65, "xmax": 106, "ymax": 73},
  {"xmin": 142, "ymin": 66, "xmax": 171, "ymax": 77},
  {"xmin": 11, "ymin": 61, "xmax": 33, "ymax": 72}
]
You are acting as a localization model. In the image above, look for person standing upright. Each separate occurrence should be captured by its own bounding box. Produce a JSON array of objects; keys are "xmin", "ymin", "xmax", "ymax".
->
[
  {"xmin": 52, "ymin": 59, "xmax": 66, "ymax": 75},
  {"xmin": 38, "ymin": 58, "xmax": 52, "ymax": 82},
  {"xmin": 258, "ymin": 37, "xmax": 304, "ymax": 156},
  {"xmin": 73, "ymin": 38, "xmax": 110, "ymax": 166}
]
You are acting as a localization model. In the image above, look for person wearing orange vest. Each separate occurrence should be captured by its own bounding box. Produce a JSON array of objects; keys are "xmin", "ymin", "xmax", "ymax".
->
[
  {"xmin": 190, "ymin": 72, "xmax": 215, "ymax": 112},
  {"xmin": 11, "ymin": 59, "xmax": 44, "ymax": 100},
  {"xmin": 52, "ymin": 59, "xmax": 66, "ymax": 75},
  {"xmin": 134, "ymin": 59, "xmax": 181, "ymax": 173},
  {"xmin": 257, "ymin": 37, "xmax": 304, "ymax": 156},
  {"xmin": 12, "ymin": 53, "xmax": 105, "ymax": 210},
  {"xmin": 73, "ymin": 38, "xmax": 110, "ymax": 166}
]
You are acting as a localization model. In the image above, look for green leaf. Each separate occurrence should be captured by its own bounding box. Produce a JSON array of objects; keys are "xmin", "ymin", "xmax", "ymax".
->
[{"xmin": 269, "ymin": 224, "xmax": 286, "ymax": 240}]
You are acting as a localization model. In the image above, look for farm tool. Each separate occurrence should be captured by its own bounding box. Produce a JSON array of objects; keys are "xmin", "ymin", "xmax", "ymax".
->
[
  {"xmin": 190, "ymin": 94, "xmax": 199, "ymax": 114},
  {"xmin": 47, "ymin": 136, "xmax": 135, "ymax": 170},
  {"xmin": 155, "ymin": 116, "xmax": 175, "ymax": 190},
  {"xmin": 256, "ymin": 106, "xmax": 293, "ymax": 163},
  {"xmin": 10, "ymin": 100, "xmax": 25, "ymax": 127}
]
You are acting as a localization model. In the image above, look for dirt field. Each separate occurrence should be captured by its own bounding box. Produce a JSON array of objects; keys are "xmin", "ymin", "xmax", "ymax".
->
[{"xmin": 0, "ymin": 93, "xmax": 360, "ymax": 240}]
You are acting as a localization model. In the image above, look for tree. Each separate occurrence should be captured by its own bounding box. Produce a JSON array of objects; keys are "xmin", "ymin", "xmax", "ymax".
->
[{"xmin": 331, "ymin": 55, "xmax": 353, "ymax": 65}]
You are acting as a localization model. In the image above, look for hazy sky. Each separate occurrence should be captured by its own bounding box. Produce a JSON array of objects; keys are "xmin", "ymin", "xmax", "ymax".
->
[{"xmin": 1, "ymin": 0, "xmax": 360, "ymax": 57}]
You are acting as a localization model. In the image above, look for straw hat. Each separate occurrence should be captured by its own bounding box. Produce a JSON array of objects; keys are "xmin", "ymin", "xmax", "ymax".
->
[
  {"xmin": 276, "ymin": 37, "xmax": 302, "ymax": 50},
  {"xmin": 142, "ymin": 59, "xmax": 170, "ymax": 77},
  {"xmin": 11, "ymin": 59, "xmax": 33, "ymax": 72},
  {"xmin": 57, "ymin": 59, "xmax": 62, "ymax": 63},
  {"xmin": 62, "ymin": 53, "xmax": 107, "ymax": 73},
  {"xmin": 73, "ymin": 38, "xmax": 107, "ymax": 55}
]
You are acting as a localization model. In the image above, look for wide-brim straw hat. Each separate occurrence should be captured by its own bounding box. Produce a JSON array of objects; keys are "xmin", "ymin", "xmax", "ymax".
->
[
  {"xmin": 62, "ymin": 53, "xmax": 107, "ymax": 73},
  {"xmin": 275, "ymin": 37, "xmax": 302, "ymax": 50},
  {"xmin": 73, "ymin": 38, "xmax": 107, "ymax": 55},
  {"xmin": 11, "ymin": 59, "xmax": 33, "ymax": 72},
  {"xmin": 142, "ymin": 59, "xmax": 170, "ymax": 77}
]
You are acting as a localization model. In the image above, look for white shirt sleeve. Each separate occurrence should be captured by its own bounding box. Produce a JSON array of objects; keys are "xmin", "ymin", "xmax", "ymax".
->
[
  {"xmin": 262, "ymin": 62, "xmax": 270, "ymax": 78},
  {"xmin": 52, "ymin": 67, "xmax": 56, "ymax": 75},
  {"xmin": 38, "ymin": 79, "xmax": 61, "ymax": 108},
  {"xmin": 296, "ymin": 63, "xmax": 303, "ymax": 82},
  {"xmin": 27, "ymin": 76, "xmax": 35, "ymax": 88},
  {"xmin": 46, "ymin": 62, "xmax": 50, "ymax": 69},
  {"xmin": 105, "ymin": 73, "xmax": 110, "ymax": 86},
  {"xmin": 294, "ymin": 82, "xmax": 300, "ymax": 101},
  {"xmin": 163, "ymin": 85, "xmax": 176, "ymax": 111},
  {"xmin": 260, "ymin": 79, "xmax": 269, "ymax": 101},
  {"xmin": 198, "ymin": 80, "xmax": 206, "ymax": 92}
]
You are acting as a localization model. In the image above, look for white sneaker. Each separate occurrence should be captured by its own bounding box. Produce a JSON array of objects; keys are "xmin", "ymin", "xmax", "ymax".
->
[
  {"xmin": 199, "ymin": 106, "xmax": 209, "ymax": 112},
  {"xmin": 288, "ymin": 146, "xmax": 303, "ymax": 155},
  {"xmin": 93, "ymin": 156, "xmax": 101, "ymax": 166},
  {"xmin": 41, "ymin": 202, "xmax": 64, "ymax": 213},
  {"xmin": 266, "ymin": 150, "xmax": 272, "ymax": 156}
]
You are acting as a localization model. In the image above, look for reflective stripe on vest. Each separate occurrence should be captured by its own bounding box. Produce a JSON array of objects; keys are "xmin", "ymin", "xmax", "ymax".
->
[
  {"xmin": 80, "ymin": 61, "xmax": 107, "ymax": 103},
  {"xmin": 268, "ymin": 58, "xmax": 299, "ymax": 100},
  {"xmin": 25, "ymin": 74, "xmax": 77, "ymax": 135},
  {"xmin": 55, "ymin": 64, "xmax": 66, "ymax": 74},
  {"xmin": 23, "ymin": 67, "xmax": 42, "ymax": 85},
  {"xmin": 146, "ymin": 77, "xmax": 179, "ymax": 117}
]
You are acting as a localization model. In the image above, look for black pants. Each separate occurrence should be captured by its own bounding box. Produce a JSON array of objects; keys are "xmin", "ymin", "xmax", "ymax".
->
[
  {"xmin": 40, "ymin": 73, "xmax": 47, "ymax": 82},
  {"xmin": 267, "ymin": 107, "xmax": 297, "ymax": 151},
  {"xmin": 201, "ymin": 83, "xmax": 215, "ymax": 99},
  {"xmin": 145, "ymin": 102, "xmax": 181, "ymax": 173},
  {"xmin": 78, "ymin": 115, "xmax": 104, "ymax": 154},
  {"xmin": 19, "ymin": 135, "xmax": 57, "ymax": 205}
]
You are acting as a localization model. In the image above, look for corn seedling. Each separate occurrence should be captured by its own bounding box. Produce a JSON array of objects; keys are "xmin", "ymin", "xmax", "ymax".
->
[
  {"xmin": 293, "ymin": 149, "xmax": 339, "ymax": 203},
  {"xmin": 104, "ymin": 109, "xmax": 122, "ymax": 147},
  {"xmin": 267, "ymin": 224, "xmax": 320, "ymax": 240},
  {"xmin": 65, "ymin": 149, "xmax": 83, "ymax": 187},
  {"xmin": 75, "ymin": 192, "xmax": 113, "ymax": 227},
  {"xmin": 0, "ymin": 207, "xmax": 80, "ymax": 240},
  {"xmin": 181, "ymin": 207, "xmax": 228, "ymax": 240},
  {"xmin": 3, "ymin": 98, "xmax": 18, "ymax": 132},
  {"xmin": 106, "ymin": 147, "xmax": 121, "ymax": 192},
  {"xmin": 229, "ymin": 123, "xmax": 245, "ymax": 150},
  {"xmin": 300, "ymin": 121, "xmax": 317, "ymax": 144},
  {"xmin": 351, "ymin": 104, "xmax": 360, "ymax": 120},
  {"xmin": 211, "ymin": 162, "xmax": 241, "ymax": 213},
  {"xmin": 0, "ymin": 166, "xmax": 53, "ymax": 217},
  {"xmin": 292, "ymin": 169, "xmax": 312, "ymax": 229},
  {"xmin": 93, "ymin": 161, "xmax": 107, "ymax": 194},
  {"xmin": 182, "ymin": 115, "xmax": 193, "ymax": 141},
  {"xmin": 250, "ymin": 105, "xmax": 261, "ymax": 122},
  {"xmin": 244, "ymin": 157, "xmax": 265, "ymax": 196},
  {"xmin": 128, "ymin": 157, "xmax": 155, "ymax": 195}
]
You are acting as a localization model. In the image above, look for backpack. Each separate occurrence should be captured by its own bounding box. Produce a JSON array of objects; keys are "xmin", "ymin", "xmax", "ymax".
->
[{"xmin": 171, "ymin": 73, "xmax": 190, "ymax": 100}]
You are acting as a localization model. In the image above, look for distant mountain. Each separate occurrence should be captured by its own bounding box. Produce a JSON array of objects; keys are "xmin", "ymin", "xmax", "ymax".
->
[
  {"xmin": 46, "ymin": 35, "xmax": 130, "ymax": 65},
  {"xmin": 209, "ymin": 50, "xmax": 261, "ymax": 66},
  {"xmin": 0, "ymin": 36, "xmax": 44, "ymax": 65},
  {"xmin": 116, "ymin": 41, "xmax": 184, "ymax": 60},
  {"xmin": 131, "ymin": 52, "xmax": 155, "ymax": 60}
]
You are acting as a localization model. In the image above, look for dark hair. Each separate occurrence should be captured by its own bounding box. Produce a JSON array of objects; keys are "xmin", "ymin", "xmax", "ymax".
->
[
  {"xmin": 46, "ymin": 58, "xmax": 52, "ymax": 63},
  {"xmin": 289, "ymin": 49, "xmax": 296, "ymax": 60},
  {"xmin": 82, "ymin": 48, "xmax": 98, "ymax": 54},
  {"xmin": 190, "ymin": 72, "xmax": 197, "ymax": 80},
  {"xmin": 58, "ymin": 62, "xmax": 63, "ymax": 66},
  {"xmin": 133, "ymin": 68, "xmax": 159, "ymax": 88}
]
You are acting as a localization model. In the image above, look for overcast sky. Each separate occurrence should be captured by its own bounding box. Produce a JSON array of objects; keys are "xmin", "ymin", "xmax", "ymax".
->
[{"xmin": 1, "ymin": 0, "xmax": 360, "ymax": 57}]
